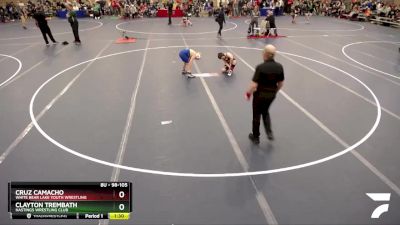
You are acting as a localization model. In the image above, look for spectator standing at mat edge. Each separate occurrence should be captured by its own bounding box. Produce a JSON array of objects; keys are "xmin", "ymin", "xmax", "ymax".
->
[
  {"xmin": 216, "ymin": 8, "xmax": 226, "ymax": 37},
  {"xmin": 247, "ymin": 5, "xmax": 259, "ymax": 36},
  {"xmin": 66, "ymin": 3, "xmax": 81, "ymax": 45},
  {"xmin": 167, "ymin": 0, "xmax": 173, "ymax": 25},
  {"xmin": 20, "ymin": 5, "xmax": 28, "ymax": 29},
  {"xmin": 32, "ymin": 6, "xmax": 57, "ymax": 46},
  {"xmin": 246, "ymin": 44, "xmax": 284, "ymax": 144},
  {"xmin": 265, "ymin": 10, "xmax": 278, "ymax": 36}
]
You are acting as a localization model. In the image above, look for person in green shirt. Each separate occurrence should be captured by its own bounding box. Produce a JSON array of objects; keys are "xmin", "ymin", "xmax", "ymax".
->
[
  {"xmin": 66, "ymin": 3, "xmax": 81, "ymax": 44},
  {"xmin": 93, "ymin": 2, "xmax": 101, "ymax": 19}
]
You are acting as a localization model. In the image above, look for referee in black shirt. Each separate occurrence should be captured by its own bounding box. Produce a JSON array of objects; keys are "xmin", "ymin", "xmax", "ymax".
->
[
  {"xmin": 246, "ymin": 45, "xmax": 284, "ymax": 144},
  {"xmin": 33, "ymin": 6, "xmax": 57, "ymax": 45},
  {"xmin": 215, "ymin": 8, "xmax": 225, "ymax": 37},
  {"xmin": 167, "ymin": 0, "xmax": 173, "ymax": 25}
]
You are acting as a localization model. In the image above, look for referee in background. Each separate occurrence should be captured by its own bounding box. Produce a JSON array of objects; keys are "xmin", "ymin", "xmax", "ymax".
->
[
  {"xmin": 32, "ymin": 6, "xmax": 57, "ymax": 45},
  {"xmin": 167, "ymin": 0, "xmax": 173, "ymax": 25},
  {"xmin": 246, "ymin": 44, "xmax": 284, "ymax": 144}
]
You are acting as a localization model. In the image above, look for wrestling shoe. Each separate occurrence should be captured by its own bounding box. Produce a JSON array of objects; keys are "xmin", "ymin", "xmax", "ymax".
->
[
  {"xmin": 248, "ymin": 133, "xmax": 260, "ymax": 144},
  {"xmin": 267, "ymin": 131, "xmax": 274, "ymax": 141},
  {"xmin": 186, "ymin": 73, "xmax": 195, "ymax": 78}
]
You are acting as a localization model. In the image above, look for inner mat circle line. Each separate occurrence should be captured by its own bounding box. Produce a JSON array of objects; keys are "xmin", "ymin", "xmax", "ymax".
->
[
  {"xmin": 342, "ymin": 41, "xmax": 400, "ymax": 80},
  {"xmin": 0, "ymin": 53, "xmax": 22, "ymax": 87},
  {"xmin": 116, "ymin": 21, "xmax": 237, "ymax": 35},
  {"xmin": 29, "ymin": 45, "xmax": 381, "ymax": 178},
  {"xmin": 0, "ymin": 20, "xmax": 103, "ymax": 41}
]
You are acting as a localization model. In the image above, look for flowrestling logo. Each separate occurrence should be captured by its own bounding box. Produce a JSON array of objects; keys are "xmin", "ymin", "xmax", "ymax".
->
[{"xmin": 366, "ymin": 193, "xmax": 391, "ymax": 219}]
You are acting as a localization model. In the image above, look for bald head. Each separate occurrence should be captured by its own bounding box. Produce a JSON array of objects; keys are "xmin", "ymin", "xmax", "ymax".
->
[{"xmin": 263, "ymin": 44, "xmax": 276, "ymax": 61}]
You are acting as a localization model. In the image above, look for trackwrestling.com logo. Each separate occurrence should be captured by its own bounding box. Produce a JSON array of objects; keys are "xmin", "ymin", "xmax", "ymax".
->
[{"xmin": 366, "ymin": 193, "xmax": 391, "ymax": 219}]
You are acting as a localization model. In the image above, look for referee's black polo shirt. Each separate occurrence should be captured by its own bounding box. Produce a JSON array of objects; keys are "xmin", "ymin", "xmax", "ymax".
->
[{"xmin": 252, "ymin": 58, "xmax": 284, "ymax": 97}]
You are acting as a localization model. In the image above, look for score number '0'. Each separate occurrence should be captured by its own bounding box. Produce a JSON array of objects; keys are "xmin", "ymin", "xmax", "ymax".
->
[{"xmin": 119, "ymin": 191, "xmax": 125, "ymax": 211}]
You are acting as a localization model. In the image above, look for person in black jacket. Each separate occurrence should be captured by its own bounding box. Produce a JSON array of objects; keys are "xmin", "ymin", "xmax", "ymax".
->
[
  {"xmin": 32, "ymin": 7, "xmax": 57, "ymax": 45},
  {"xmin": 215, "ymin": 8, "xmax": 225, "ymax": 37},
  {"xmin": 167, "ymin": 0, "xmax": 173, "ymax": 25}
]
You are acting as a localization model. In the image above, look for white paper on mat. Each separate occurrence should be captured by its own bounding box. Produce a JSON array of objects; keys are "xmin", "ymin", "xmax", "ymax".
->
[
  {"xmin": 161, "ymin": 120, "xmax": 173, "ymax": 125},
  {"xmin": 193, "ymin": 73, "xmax": 219, "ymax": 77}
]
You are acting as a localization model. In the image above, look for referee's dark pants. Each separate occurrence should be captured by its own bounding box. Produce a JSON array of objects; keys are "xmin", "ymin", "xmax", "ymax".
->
[
  {"xmin": 39, "ymin": 25, "xmax": 56, "ymax": 44},
  {"xmin": 70, "ymin": 21, "xmax": 80, "ymax": 42},
  {"xmin": 252, "ymin": 93, "xmax": 276, "ymax": 137},
  {"xmin": 168, "ymin": 12, "xmax": 172, "ymax": 24},
  {"xmin": 217, "ymin": 21, "xmax": 223, "ymax": 35}
]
